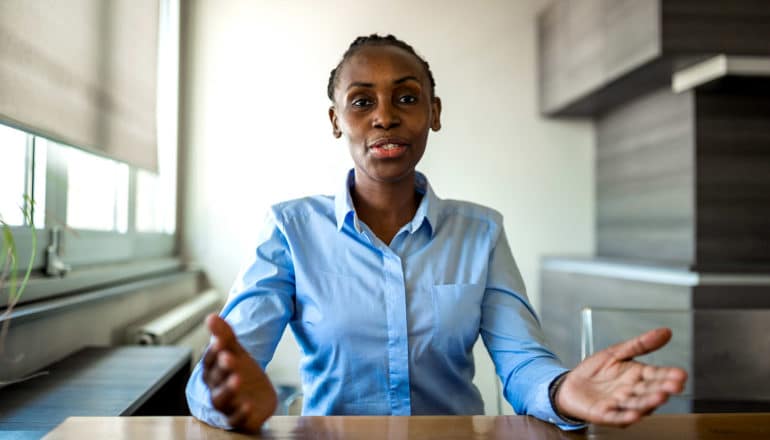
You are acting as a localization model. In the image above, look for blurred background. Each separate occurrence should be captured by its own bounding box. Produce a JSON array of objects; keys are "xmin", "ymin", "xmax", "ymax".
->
[{"xmin": 4, "ymin": 1, "xmax": 769, "ymax": 429}]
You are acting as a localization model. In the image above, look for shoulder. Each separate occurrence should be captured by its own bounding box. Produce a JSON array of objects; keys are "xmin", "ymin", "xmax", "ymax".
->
[
  {"xmin": 435, "ymin": 198, "xmax": 505, "ymax": 242},
  {"xmin": 268, "ymin": 195, "xmax": 334, "ymax": 224},
  {"xmin": 439, "ymin": 199, "xmax": 503, "ymax": 227}
]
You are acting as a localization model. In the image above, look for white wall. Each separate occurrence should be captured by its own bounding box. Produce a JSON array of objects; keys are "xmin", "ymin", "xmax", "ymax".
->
[{"xmin": 180, "ymin": 0, "xmax": 594, "ymax": 415}]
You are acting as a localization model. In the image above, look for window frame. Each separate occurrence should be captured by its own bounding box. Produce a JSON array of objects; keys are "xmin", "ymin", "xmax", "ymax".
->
[
  {"xmin": 1, "ymin": 132, "xmax": 178, "ymax": 307},
  {"xmin": 0, "ymin": 0, "xmax": 180, "ymax": 309}
]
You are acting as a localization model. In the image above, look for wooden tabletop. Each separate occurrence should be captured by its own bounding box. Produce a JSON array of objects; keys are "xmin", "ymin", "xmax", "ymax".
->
[{"xmin": 41, "ymin": 413, "xmax": 770, "ymax": 439}]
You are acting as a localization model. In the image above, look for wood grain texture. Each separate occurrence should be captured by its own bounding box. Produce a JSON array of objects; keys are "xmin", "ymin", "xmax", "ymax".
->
[
  {"xmin": 538, "ymin": 0, "xmax": 770, "ymax": 116},
  {"xmin": 695, "ymin": 83, "xmax": 770, "ymax": 269},
  {"xmin": 596, "ymin": 88, "xmax": 695, "ymax": 264},
  {"xmin": 693, "ymin": 285, "xmax": 770, "ymax": 309},
  {"xmin": 662, "ymin": 0, "xmax": 770, "ymax": 55},
  {"xmin": 538, "ymin": 0, "xmax": 660, "ymax": 116},
  {"xmin": 0, "ymin": 347, "xmax": 191, "ymax": 432},
  {"xmin": 593, "ymin": 81, "xmax": 770, "ymax": 270},
  {"xmin": 41, "ymin": 414, "xmax": 770, "ymax": 440}
]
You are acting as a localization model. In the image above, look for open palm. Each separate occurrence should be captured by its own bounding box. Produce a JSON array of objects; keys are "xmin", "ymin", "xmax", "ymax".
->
[{"xmin": 555, "ymin": 327, "xmax": 688, "ymax": 426}]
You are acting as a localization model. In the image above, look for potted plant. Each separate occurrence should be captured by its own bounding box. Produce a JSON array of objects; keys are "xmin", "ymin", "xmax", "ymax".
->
[{"xmin": 0, "ymin": 195, "xmax": 41, "ymax": 386}]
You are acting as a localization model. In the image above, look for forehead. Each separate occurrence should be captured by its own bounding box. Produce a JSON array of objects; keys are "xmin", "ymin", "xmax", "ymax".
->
[{"xmin": 337, "ymin": 44, "xmax": 428, "ymax": 87}]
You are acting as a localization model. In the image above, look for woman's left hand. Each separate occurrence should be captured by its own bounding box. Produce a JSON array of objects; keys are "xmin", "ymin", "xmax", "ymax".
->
[{"xmin": 554, "ymin": 327, "xmax": 688, "ymax": 426}]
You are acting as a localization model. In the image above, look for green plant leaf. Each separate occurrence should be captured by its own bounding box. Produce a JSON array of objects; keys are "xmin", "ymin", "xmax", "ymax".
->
[
  {"xmin": 0, "ymin": 218, "xmax": 9, "ymax": 276},
  {"xmin": 0, "ymin": 194, "xmax": 37, "ymax": 304},
  {"xmin": 0, "ymin": 221, "xmax": 18, "ymax": 300},
  {"xmin": 17, "ymin": 195, "xmax": 37, "ymax": 300}
]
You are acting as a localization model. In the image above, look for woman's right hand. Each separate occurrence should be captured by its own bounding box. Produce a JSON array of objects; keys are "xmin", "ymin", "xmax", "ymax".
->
[{"xmin": 202, "ymin": 314, "xmax": 277, "ymax": 433}]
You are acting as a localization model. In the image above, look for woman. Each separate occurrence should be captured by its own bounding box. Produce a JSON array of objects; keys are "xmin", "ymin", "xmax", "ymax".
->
[{"xmin": 186, "ymin": 34, "xmax": 687, "ymax": 433}]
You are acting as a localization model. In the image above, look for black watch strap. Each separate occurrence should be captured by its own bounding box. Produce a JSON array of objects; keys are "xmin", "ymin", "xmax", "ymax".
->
[{"xmin": 548, "ymin": 371, "xmax": 585, "ymax": 425}]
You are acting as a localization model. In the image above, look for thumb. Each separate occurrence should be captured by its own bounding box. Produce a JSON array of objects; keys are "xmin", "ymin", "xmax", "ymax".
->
[
  {"xmin": 206, "ymin": 313, "xmax": 243, "ymax": 354},
  {"xmin": 607, "ymin": 327, "xmax": 672, "ymax": 361}
]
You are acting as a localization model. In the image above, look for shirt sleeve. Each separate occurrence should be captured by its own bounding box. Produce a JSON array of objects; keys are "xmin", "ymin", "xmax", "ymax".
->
[
  {"xmin": 480, "ymin": 226, "xmax": 585, "ymax": 430},
  {"xmin": 185, "ymin": 209, "xmax": 296, "ymax": 429}
]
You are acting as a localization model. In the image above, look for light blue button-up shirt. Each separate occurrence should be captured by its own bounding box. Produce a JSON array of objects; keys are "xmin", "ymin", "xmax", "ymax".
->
[{"xmin": 186, "ymin": 170, "xmax": 582, "ymax": 430}]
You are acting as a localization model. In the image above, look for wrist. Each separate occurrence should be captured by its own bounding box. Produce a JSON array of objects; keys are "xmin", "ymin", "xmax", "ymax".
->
[{"xmin": 548, "ymin": 371, "xmax": 584, "ymax": 425}]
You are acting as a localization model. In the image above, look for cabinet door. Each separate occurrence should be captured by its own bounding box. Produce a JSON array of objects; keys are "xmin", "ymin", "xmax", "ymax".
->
[{"xmin": 538, "ymin": 0, "xmax": 661, "ymax": 116}]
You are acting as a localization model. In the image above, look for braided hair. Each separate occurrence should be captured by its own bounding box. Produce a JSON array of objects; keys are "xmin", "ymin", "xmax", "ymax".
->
[{"xmin": 327, "ymin": 34, "xmax": 436, "ymax": 101}]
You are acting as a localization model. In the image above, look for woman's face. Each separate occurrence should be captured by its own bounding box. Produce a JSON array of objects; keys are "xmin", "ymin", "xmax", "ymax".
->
[{"xmin": 329, "ymin": 45, "xmax": 441, "ymax": 186}]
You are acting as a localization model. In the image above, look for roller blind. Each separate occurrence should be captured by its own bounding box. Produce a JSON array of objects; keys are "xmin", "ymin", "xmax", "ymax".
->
[{"xmin": 0, "ymin": 0, "xmax": 160, "ymax": 172}]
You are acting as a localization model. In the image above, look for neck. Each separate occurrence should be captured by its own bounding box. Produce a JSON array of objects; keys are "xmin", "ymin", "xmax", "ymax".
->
[{"xmin": 351, "ymin": 170, "xmax": 421, "ymax": 243}]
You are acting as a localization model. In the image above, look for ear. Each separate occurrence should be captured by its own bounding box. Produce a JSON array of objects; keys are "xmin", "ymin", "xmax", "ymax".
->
[
  {"xmin": 430, "ymin": 96, "xmax": 442, "ymax": 132},
  {"xmin": 329, "ymin": 106, "xmax": 342, "ymax": 138}
]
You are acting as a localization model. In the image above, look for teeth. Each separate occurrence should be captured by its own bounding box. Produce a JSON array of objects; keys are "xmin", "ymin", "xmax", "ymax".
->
[{"xmin": 382, "ymin": 143, "xmax": 400, "ymax": 150}]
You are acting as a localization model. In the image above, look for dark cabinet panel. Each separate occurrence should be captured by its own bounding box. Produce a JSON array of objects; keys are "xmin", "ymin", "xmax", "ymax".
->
[
  {"xmin": 538, "ymin": 0, "xmax": 770, "ymax": 116},
  {"xmin": 695, "ymin": 85, "xmax": 770, "ymax": 270},
  {"xmin": 594, "ymin": 82, "xmax": 770, "ymax": 270},
  {"xmin": 662, "ymin": 0, "xmax": 770, "ymax": 55}
]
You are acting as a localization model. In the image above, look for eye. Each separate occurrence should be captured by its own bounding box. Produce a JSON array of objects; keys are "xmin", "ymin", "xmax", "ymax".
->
[
  {"xmin": 399, "ymin": 95, "xmax": 418, "ymax": 104},
  {"xmin": 351, "ymin": 97, "xmax": 374, "ymax": 108}
]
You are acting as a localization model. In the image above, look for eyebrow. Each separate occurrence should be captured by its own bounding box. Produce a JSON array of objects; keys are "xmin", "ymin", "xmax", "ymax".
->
[
  {"xmin": 346, "ymin": 76, "xmax": 421, "ymax": 91},
  {"xmin": 394, "ymin": 75, "xmax": 420, "ymax": 85}
]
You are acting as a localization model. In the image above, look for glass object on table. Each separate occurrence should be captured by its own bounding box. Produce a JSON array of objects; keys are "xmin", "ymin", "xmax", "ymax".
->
[
  {"xmin": 581, "ymin": 307, "xmax": 693, "ymax": 413},
  {"xmin": 274, "ymin": 384, "xmax": 303, "ymax": 416},
  {"xmin": 581, "ymin": 307, "xmax": 770, "ymax": 414}
]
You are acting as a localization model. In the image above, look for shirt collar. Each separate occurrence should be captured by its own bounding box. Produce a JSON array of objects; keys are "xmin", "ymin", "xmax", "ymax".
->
[
  {"xmin": 334, "ymin": 169, "xmax": 439, "ymax": 238},
  {"xmin": 334, "ymin": 169, "xmax": 359, "ymax": 232}
]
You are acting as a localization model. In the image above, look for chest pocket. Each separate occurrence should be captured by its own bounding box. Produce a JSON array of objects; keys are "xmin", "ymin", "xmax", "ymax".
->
[{"xmin": 432, "ymin": 283, "xmax": 484, "ymax": 351}]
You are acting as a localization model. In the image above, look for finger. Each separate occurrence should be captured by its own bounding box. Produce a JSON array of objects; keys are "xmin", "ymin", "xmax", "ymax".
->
[
  {"xmin": 632, "ymin": 377, "xmax": 680, "ymax": 395},
  {"xmin": 590, "ymin": 401, "xmax": 643, "ymax": 427},
  {"xmin": 607, "ymin": 328, "xmax": 672, "ymax": 361},
  {"xmin": 210, "ymin": 382, "xmax": 239, "ymax": 414},
  {"xmin": 603, "ymin": 410, "xmax": 642, "ymax": 427},
  {"xmin": 217, "ymin": 350, "xmax": 237, "ymax": 371},
  {"xmin": 241, "ymin": 402, "xmax": 268, "ymax": 434},
  {"xmin": 227, "ymin": 399, "xmax": 254, "ymax": 430},
  {"xmin": 637, "ymin": 366, "xmax": 688, "ymax": 394},
  {"xmin": 203, "ymin": 363, "xmax": 230, "ymax": 388},
  {"xmin": 203, "ymin": 343, "xmax": 219, "ymax": 371},
  {"xmin": 212, "ymin": 367, "xmax": 248, "ymax": 409},
  {"xmin": 203, "ymin": 347, "xmax": 235, "ymax": 387},
  {"xmin": 206, "ymin": 314, "xmax": 243, "ymax": 354},
  {"xmin": 619, "ymin": 390, "xmax": 669, "ymax": 411},
  {"xmin": 641, "ymin": 364, "xmax": 688, "ymax": 383}
]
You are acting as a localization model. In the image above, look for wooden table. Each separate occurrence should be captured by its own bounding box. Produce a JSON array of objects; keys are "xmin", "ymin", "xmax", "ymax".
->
[{"xmin": 42, "ymin": 414, "xmax": 770, "ymax": 439}]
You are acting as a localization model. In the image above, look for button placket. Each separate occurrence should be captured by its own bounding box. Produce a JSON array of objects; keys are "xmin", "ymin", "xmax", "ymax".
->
[{"xmin": 383, "ymin": 250, "xmax": 411, "ymax": 415}]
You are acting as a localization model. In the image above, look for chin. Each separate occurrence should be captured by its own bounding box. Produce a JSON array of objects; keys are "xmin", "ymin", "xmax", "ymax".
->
[{"xmin": 360, "ymin": 163, "xmax": 416, "ymax": 184}]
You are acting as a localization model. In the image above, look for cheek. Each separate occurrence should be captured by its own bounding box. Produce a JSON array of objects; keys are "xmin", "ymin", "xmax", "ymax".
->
[
  {"xmin": 338, "ymin": 113, "xmax": 366, "ymax": 137},
  {"xmin": 407, "ymin": 109, "xmax": 431, "ymax": 130}
]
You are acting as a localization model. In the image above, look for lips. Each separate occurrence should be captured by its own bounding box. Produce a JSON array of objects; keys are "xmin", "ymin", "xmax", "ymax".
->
[{"xmin": 368, "ymin": 137, "xmax": 410, "ymax": 159}]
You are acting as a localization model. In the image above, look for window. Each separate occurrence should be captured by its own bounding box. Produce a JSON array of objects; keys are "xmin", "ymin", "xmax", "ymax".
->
[
  {"xmin": 0, "ymin": 0, "xmax": 180, "ymax": 306},
  {"xmin": 63, "ymin": 143, "xmax": 130, "ymax": 233},
  {"xmin": 0, "ymin": 124, "xmax": 29, "ymax": 227}
]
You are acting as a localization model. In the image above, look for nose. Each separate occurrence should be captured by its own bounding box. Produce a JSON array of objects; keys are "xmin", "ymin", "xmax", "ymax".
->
[{"xmin": 372, "ymin": 100, "xmax": 400, "ymax": 130}]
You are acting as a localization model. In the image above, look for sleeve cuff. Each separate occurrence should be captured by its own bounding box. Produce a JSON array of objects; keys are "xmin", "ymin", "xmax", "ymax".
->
[{"xmin": 547, "ymin": 371, "xmax": 587, "ymax": 429}]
